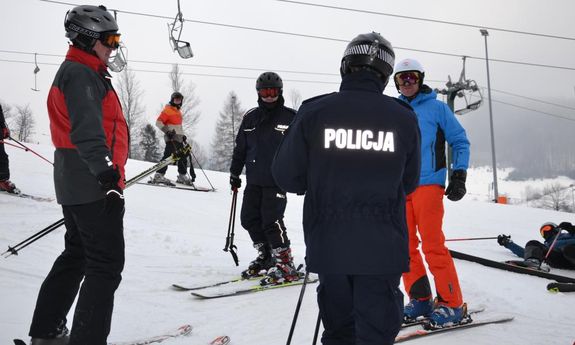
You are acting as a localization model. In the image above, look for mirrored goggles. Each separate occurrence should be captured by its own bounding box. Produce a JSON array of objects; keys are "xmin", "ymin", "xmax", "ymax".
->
[
  {"xmin": 258, "ymin": 87, "xmax": 280, "ymax": 98},
  {"xmin": 394, "ymin": 71, "xmax": 421, "ymax": 86},
  {"xmin": 101, "ymin": 33, "xmax": 121, "ymax": 49}
]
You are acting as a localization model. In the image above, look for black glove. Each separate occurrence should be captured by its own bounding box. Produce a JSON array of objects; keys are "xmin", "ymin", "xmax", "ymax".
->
[
  {"xmin": 166, "ymin": 129, "xmax": 176, "ymax": 140},
  {"xmin": 445, "ymin": 170, "xmax": 467, "ymax": 202},
  {"xmin": 97, "ymin": 168, "xmax": 124, "ymax": 216},
  {"xmin": 497, "ymin": 234, "xmax": 512, "ymax": 247},
  {"xmin": 558, "ymin": 222, "xmax": 575, "ymax": 234},
  {"xmin": 182, "ymin": 135, "xmax": 187, "ymax": 142},
  {"xmin": 230, "ymin": 175, "xmax": 241, "ymax": 190}
]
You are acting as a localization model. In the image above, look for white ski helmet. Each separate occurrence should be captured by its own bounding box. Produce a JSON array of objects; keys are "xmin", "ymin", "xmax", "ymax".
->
[{"xmin": 394, "ymin": 58, "xmax": 425, "ymax": 90}]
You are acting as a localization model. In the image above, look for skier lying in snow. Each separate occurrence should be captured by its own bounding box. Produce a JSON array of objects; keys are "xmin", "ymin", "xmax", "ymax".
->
[{"xmin": 498, "ymin": 222, "xmax": 575, "ymax": 269}]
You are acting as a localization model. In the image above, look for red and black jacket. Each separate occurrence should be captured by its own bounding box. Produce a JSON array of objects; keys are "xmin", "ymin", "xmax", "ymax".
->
[{"xmin": 48, "ymin": 46, "xmax": 129, "ymax": 205}]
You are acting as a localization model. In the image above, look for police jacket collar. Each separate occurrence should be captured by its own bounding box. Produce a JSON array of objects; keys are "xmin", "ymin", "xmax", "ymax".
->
[
  {"xmin": 340, "ymin": 70, "xmax": 385, "ymax": 93},
  {"xmin": 66, "ymin": 45, "xmax": 109, "ymax": 76}
]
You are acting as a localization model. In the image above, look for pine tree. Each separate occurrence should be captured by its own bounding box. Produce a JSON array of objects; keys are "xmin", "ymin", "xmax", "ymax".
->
[
  {"xmin": 210, "ymin": 92, "xmax": 245, "ymax": 172},
  {"xmin": 139, "ymin": 124, "xmax": 162, "ymax": 162}
]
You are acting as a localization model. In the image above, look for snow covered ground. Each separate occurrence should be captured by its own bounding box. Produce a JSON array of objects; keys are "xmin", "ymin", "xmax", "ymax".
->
[{"xmin": 1, "ymin": 143, "xmax": 574, "ymax": 345}]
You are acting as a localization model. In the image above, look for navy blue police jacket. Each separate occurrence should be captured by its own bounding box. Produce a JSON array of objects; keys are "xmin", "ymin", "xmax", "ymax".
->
[
  {"xmin": 272, "ymin": 70, "xmax": 421, "ymax": 275},
  {"xmin": 230, "ymin": 96, "xmax": 296, "ymax": 187}
]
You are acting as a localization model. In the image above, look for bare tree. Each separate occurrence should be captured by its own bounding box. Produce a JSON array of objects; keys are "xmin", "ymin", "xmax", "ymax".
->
[
  {"xmin": 209, "ymin": 92, "xmax": 245, "ymax": 172},
  {"xmin": 169, "ymin": 64, "xmax": 201, "ymax": 138},
  {"xmin": 531, "ymin": 183, "xmax": 572, "ymax": 212},
  {"xmin": 288, "ymin": 88, "xmax": 303, "ymax": 110},
  {"xmin": 115, "ymin": 67, "xmax": 145, "ymax": 159},
  {"xmin": 12, "ymin": 104, "xmax": 35, "ymax": 142}
]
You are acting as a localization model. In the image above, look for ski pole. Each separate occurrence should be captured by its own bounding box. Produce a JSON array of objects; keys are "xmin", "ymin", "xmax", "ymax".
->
[
  {"xmin": 444, "ymin": 236, "xmax": 499, "ymax": 242},
  {"xmin": 2, "ymin": 219, "xmax": 66, "ymax": 258},
  {"xmin": 223, "ymin": 189, "xmax": 239, "ymax": 266},
  {"xmin": 540, "ymin": 229, "xmax": 563, "ymax": 270},
  {"xmin": 4, "ymin": 145, "xmax": 191, "ymax": 258},
  {"xmin": 286, "ymin": 270, "xmax": 311, "ymax": 345},
  {"xmin": 184, "ymin": 139, "xmax": 216, "ymax": 191},
  {"xmin": 312, "ymin": 311, "xmax": 321, "ymax": 345},
  {"xmin": 1, "ymin": 140, "xmax": 27, "ymax": 150},
  {"xmin": 8, "ymin": 136, "xmax": 53, "ymax": 166}
]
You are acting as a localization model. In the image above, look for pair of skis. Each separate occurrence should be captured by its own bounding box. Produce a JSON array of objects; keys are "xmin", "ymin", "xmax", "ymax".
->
[
  {"xmin": 173, "ymin": 274, "xmax": 318, "ymax": 299},
  {"xmin": 138, "ymin": 181, "xmax": 214, "ymax": 192},
  {"xmin": 14, "ymin": 325, "xmax": 230, "ymax": 345},
  {"xmin": 0, "ymin": 189, "xmax": 54, "ymax": 202}
]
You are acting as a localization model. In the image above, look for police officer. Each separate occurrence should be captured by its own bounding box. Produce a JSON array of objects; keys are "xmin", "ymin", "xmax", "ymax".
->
[
  {"xmin": 272, "ymin": 32, "xmax": 421, "ymax": 345},
  {"xmin": 229, "ymin": 72, "xmax": 299, "ymax": 285}
]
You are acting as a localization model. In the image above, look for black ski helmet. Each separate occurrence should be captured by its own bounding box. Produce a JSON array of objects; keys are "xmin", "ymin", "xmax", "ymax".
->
[
  {"xmin": 340, "ymin": 32, "xmax": 395, "ymax": 86},
  {"xmin": 256, "ymin": 72, "xmax": 283, "ymax": 90},
  {"xmin": 64, "ymin": 5, "xmax": 120, "ymax": 50},
  {"xmin": 170, "ymin": 91, "xmax": 184, "ymax": 107}
]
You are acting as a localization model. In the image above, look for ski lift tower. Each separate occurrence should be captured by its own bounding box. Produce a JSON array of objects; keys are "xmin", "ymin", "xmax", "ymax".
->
[{"xmin": 436, "ymin": 56, "xmax": 483, "ymax": 178}]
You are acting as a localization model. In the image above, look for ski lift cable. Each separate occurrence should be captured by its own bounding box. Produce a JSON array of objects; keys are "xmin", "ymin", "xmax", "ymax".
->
[{"xmin": 36, "ymin": 0, "xmax": 575, "ymax": 71}]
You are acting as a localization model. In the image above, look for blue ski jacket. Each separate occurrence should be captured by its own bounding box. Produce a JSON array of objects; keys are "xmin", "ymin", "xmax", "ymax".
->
[{"xmin": 399, "ymin": 86, "xmax": 470, "ymax": 186}]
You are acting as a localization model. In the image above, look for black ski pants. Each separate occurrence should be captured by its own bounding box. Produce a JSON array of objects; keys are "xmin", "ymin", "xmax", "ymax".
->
[
  {"xmin": 524, "ymin": 240, "xmax": 575, "ymax": 269},
  {"xmin": 0, "ymin": 142, "xmax": 9, "ymax": 180},
  {"xmin": 317, "ymin": 274, "xmax": 404, "ymax": 345},
  {"xmin": 29, "ymin": 198, "xmax": 125, "ymax": 345},
  {"xmin": 240, "ymin": 184, "xmax": 289, "ymax": 249},
  {"xmin": 157, "ymin": 140, "xmax": 187, "ymax": 175}
]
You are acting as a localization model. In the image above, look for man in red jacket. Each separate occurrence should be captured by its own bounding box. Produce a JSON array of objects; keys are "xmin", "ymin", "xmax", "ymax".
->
[{"xmin": 28, "ymin": 5, "xmax": 129, "ymax": 345}]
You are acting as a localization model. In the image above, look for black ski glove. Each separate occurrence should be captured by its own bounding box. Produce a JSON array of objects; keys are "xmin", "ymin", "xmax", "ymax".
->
[
  {"xmin": 497, "ymin": 234, "xmax": 512, "ymax": 247},
  {"xmin": 230, "ymin": 175, "xmax": 241, "ymax": 190},
  {"xmin": 558, "ymin": 222, "xmax": 575, "ymax": 234},
  {"xmin": 166, "ymin": 129, "xmax": 176, "ymax": 140},
  {"xmin": 445, "ymin": 170, "xmax": 467, "ymax": 202},
  {"xmin": 97, "ymin": 167, "xmax": 125, "ymax": 216}
]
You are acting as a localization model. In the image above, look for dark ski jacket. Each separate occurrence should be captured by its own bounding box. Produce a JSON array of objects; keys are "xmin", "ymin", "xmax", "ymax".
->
[
  {"xmin": 0, "ymin": 104, "xmax": 6, "ymax": 130},
  {"xmin": 504, "ymin": 231, "xmax": 575, "ymax": 258},
  {"xmin": 48, "ymin": 46, "xmax": 129, "ymax": 205},
  {"xmin": 272, "ymin": 70, "xmax": 421, "ymax": 275},
  {"xmin": 230, "ymin": 96, "xmax": 295, "ymax": 187}
]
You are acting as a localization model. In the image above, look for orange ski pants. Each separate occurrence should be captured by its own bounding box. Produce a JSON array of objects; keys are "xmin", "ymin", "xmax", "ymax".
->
[{"xmin": 402, "ymin": 185, "xmax": 463, "ymax": 307}]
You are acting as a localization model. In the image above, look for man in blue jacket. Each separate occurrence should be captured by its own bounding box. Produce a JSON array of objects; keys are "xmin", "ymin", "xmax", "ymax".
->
[
  {"xmin": 273, "ymin": 32, "xmax": 421, "ymax": 345},
  {"xmin": 394, "ymin": 58, "xmax": 471, "ymax": 327}
]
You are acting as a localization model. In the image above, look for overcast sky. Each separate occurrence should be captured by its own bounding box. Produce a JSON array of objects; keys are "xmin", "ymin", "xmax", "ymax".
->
[{"xmin": 2, "ymin": 0, "xmax": 575, "ymax": 158}]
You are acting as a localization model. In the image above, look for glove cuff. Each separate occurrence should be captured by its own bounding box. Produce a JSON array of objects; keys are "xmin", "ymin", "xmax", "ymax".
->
[{"xmin": 451, "ymin": 170, "xmax": 467, "ymax": 182}]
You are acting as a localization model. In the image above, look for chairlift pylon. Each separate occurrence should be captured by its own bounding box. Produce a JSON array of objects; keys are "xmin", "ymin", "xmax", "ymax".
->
[{"xmin": 168, "ymin": 0, "xmax": 193, "ymax": 59}]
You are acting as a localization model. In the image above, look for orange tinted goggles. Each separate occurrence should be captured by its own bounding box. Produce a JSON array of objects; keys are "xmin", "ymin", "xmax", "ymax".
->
[
  {"xmin": 258, "ymin": 88, "xmax": 280, "ymax": 98},
  {"xmin": 394, "ymin": 71, "xmax": 420, "ymax": 86},
  {"xmin": 101, "ymin": 33, "xmax": 121, "ymax": 49}
]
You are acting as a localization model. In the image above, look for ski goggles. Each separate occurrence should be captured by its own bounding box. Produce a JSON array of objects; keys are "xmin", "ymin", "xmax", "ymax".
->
[
  {"xmin": 394, "ymin": 71, "xmax": 421, "ymax": 86},
  {"xmin": 257, "ymin": 87, "xmax": 281, "ymax": 98},
  {"xmin": 100, "ymin": 32, "xmax": 122, "ymax": 49}
]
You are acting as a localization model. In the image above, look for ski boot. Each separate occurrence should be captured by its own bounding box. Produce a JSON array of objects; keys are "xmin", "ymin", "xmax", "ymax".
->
[
  {"xmin": 425, "ymin": 302, "xmax": 471, "ymax": 329},
  {"xmin": 260, "ymin": 246, "xmax": 302, "ymax": 286},
  {"xmin": 31, "ymin": 322, "xmax": 69, "ymax": 345},
  {"xmin": 403, "ymin": 298, "xmax": 434, "ymax": 323},
  {"xmin": 0, "ymin": 179, "xmax": 19, "ymax": 194},
  {"xmin": 150, "ymin": 173, "xmax": 175, "ymax": 186},
  {"xmin": 177, "ymin": 173, "xmax": 194, "ymax": 186},
  {"xmin": 241, "ymin": 242, "xmax": 275, "ymax": 279}
]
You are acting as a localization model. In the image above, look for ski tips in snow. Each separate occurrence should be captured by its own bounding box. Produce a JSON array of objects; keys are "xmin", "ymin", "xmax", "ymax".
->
[
  {"xmin": 209, "ymin": 335, "xmax": 231, "ymax": 345},
  {"xmin": 547, "ymin": 282, "xmax": 575, "ymax": 293},
  {"xmin": 13, "ymin": 339, "xmax": 26, "ymax": 345}
]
